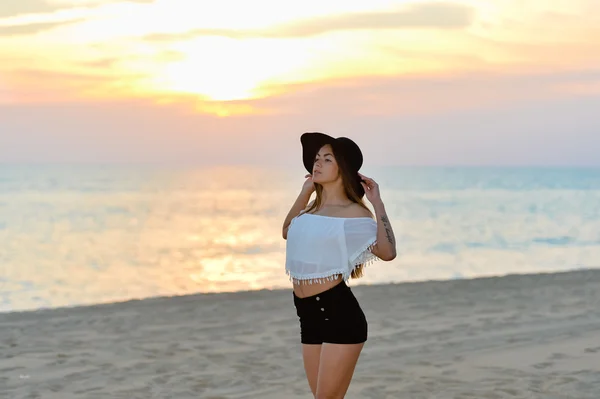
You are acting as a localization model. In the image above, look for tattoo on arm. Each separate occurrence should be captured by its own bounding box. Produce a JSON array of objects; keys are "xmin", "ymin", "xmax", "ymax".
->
[{"xmin": 380, "ymin": 214, "xmax": 395, "ymax": 245}]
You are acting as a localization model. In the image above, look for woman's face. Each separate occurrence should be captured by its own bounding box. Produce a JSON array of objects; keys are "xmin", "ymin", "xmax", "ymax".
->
[{"xmin": 312, "ymin": 144, "xmax": 339, "ymax": 184}]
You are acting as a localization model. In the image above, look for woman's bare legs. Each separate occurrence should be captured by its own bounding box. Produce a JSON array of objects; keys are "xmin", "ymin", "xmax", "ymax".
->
[
  {"xmin": 315, "ymin": 342, "xmax": 364, "ymax": 398},
  {"xmin": 302, "ymin": 344, "xmax": 322, "ymax": 396}
]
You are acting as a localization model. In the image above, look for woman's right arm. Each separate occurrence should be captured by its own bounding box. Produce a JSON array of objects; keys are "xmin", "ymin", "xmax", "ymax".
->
[{"xmin": 282, "ymin": 175, "xmax": 315, "ymax": 240}]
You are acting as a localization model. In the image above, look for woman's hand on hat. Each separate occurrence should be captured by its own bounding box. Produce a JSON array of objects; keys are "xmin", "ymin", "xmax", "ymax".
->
[
  {"xmin": 301, "ymin": 174, "xmax": 315, "ymax": 195},
  {"xmin": 358, "ymin": 173, "xmax": 381, "ymax": 204}
]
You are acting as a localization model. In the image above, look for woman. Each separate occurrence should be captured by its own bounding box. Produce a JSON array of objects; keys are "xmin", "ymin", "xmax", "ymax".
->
[{"xmin": 282, "ymin": 132, "xmax": 397, "ymax": 398}]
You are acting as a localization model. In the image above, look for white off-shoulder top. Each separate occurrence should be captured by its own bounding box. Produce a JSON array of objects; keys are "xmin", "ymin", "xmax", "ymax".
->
[{"xmin": 285, "ymin": 212, "xmax": 380, "ymax": 284}]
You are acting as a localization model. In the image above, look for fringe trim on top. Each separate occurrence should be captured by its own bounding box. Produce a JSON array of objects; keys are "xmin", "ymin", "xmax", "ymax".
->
[
  {"xmin": 351, "ymin": 239, "xmax": 380, "ymax": 269},
  {"xmin": 286, "ymin": 239, "xmax": 381, "ymax": 285},
  {"xmin": 285, "ymin": 270, "xmax": 347, "ymax": 285}
]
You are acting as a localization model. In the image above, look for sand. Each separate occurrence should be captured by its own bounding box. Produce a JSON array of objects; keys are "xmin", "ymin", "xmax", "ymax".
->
[{"xmin": 2, "ymin": 269, "xmax": 600, "ymax": 398}]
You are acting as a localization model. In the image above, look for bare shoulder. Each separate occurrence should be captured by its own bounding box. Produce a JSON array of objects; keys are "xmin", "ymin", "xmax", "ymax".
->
[
  {"xmin": 301, "ymin": 199, "xmax": 315, "ymax": 214},
  {"xmin": 345, "ymin": 203, "xmax": 373, "ymax": 219}
]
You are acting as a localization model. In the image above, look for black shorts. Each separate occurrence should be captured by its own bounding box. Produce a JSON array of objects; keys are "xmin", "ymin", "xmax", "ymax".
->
[{"xmin": 293, "ymin": 280, "xmax": 368, "ymax": 345}]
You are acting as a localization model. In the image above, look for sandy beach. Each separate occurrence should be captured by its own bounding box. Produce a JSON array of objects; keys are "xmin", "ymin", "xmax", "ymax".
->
[{"xmin": 2, "ymin": 268, "xmax": 600, "ymax": 398}]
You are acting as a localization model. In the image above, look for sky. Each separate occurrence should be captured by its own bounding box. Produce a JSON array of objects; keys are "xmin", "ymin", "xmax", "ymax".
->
[{"xmin": 1, "ymin": 0, "xmax": 599, "ymax": 166}]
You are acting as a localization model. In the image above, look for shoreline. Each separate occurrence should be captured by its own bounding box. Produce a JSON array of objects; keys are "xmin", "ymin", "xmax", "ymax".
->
[
  {"xmin": 2, "ymin": 267, "xmax": 597, "ymax": 316},
  {"xmin": 2, "ymin": 267, "xmax": 600, "ymax": 398}
]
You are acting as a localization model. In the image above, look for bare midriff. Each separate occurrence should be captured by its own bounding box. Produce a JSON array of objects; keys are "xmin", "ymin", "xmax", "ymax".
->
[{"xmin": 292, "ymin": 274, "xmax": 344, "ymax": 298}]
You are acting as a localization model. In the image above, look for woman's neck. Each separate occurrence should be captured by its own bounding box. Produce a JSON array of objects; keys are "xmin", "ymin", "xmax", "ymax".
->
[{"xmin": 320, "ymin": 183, "xmax": 351, "ymax": 207}]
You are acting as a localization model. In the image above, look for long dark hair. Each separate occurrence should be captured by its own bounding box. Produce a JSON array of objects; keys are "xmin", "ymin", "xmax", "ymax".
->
[{"xmin": 304, "ymin": 143, "xmax": 373, "ymax": 279}]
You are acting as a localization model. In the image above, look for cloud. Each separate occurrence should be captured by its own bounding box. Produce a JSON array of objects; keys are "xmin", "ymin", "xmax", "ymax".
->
[
  {"xmin": 11, "ymin": 68, "xmax": 133, "ymax": 82},
  {"xmin": 1, "ymin": 93, "xmax": 598, "ymax": 167},
  {"xmin": 79, "ymin": 57, "xmax": 123, "ymax": 69},
  {"xmin": 0, "ymin": 0, "xmax": 156, "ymax": 18},
  {"xmin": 1, "ymin": 68, "xmax": 599, "ymax": 166},
  {"xmin": 0, "ymin": 0, "xmax": 68, "ymax": 18},
  {"xmin": 240, "ymin": 68, "xmax": 600, "ymax": 120},
  {"xmin": 0, "ymin": 78, "xmax": 13, "ymax": 104},
  {"xmin": 77, "ymin": 50, "xmax": 186, "ymax": 70},
  {"xmin": 0, "ymin": 18, "xmax": 86, "ymax": 36},
  {"xmin": 144, "ymin": 2, "xmax": 475, "ymax": 42},
  {"xmin": 2, "ymin": 68, "xmax": 148, "ymax": 105}
]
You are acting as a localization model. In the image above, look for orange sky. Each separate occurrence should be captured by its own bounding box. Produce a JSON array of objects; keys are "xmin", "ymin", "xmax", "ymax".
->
[{"xmin": 1, "ymin": 0, "xmax": 599, "ymax": 165}]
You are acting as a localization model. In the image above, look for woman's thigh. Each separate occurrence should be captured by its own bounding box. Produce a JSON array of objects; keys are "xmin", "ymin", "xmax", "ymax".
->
[
  {"xmin": 316, "ymin": 342, "xmax": 364, "ymax": 398},
  {"xmin": 302, "ymin": 344, "xmax": 322, "ymax": 397}
]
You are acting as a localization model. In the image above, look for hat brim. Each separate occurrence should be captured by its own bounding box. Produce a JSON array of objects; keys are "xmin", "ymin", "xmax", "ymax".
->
[
  {"xmin": 300, "ymin": 132, "xmax": 365, "ymax": 198},
  {"xmin": 301, "ymin": 132, "xmax": 337, "ymax": 173}
]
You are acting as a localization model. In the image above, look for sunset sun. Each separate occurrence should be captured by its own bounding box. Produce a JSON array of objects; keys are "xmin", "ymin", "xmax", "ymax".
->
[{"xmin": 150, "ymin": 36, "xmax": 318, "ymax": 102}]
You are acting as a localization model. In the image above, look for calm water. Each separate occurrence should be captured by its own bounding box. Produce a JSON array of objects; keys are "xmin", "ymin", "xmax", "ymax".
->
[{"xmin": 1, "ymin": 164, "xmax": 600, "ymax": 313}]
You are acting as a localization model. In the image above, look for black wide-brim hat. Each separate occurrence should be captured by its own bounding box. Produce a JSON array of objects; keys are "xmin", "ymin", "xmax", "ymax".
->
[{"xmin": 300, "ymin": 132, "xmax": 365, "ymax": 198}]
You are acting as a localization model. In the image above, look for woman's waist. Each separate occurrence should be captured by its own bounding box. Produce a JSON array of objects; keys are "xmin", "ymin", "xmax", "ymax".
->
[{"xmin": 293, "ymin": 275, "xmax": 346, "ymax": 300}]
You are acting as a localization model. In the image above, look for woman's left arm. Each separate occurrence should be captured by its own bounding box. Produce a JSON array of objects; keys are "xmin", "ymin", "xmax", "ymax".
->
[
  {"xmin": 372, "ymin": 201, "xmax": 397, "ymax": 261},
  {"xmin": 359, "ymin": 173, "xmax": 397, "ymax": 261}
]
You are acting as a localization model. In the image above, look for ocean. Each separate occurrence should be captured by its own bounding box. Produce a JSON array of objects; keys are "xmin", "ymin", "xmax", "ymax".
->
[{"xmin": 1, "ymin": 164, "xmax": 600, "ymax": 313}]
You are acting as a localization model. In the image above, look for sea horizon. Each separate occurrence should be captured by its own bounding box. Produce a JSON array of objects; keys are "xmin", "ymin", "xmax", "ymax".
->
[{"xmin": 2, "ymin": 164, "xmax": 600, "ymax": 313}]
